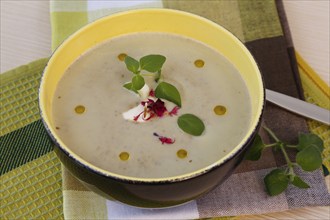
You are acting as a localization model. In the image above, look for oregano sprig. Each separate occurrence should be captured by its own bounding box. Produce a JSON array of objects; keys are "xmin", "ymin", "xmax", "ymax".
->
[
  {"xmin": 245, "ymin": 126, "xmax": 324, "ymax": 196},
  {"xmin": 123, "ymin": 55, "xmax": 180, "ymax": 105},
  {"xmin": 124, "ymin": 55, "xmax": 166, "ymax": 91}
]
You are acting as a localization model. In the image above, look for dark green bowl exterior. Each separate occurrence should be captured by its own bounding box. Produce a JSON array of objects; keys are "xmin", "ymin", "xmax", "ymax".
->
[
  {"xmin": 52, "ymin": 122, "xmax": 261, "ymax": 208},
  {"xmin": 39, "ymin": 9, "xmax": 266, "ymax": 209}
]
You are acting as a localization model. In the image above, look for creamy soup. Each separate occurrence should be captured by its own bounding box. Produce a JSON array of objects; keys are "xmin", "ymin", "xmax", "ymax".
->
[{"xmin": 52, "ymin": 32, "xmax": 251, "ymax": 178}]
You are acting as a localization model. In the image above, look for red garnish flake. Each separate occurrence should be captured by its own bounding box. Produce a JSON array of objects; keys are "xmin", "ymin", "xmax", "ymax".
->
[
  {"xmin": 169, "ymin": 106, "xmax": 180, "ymax": 116},
  {"xmin": 132, "ymin": 95, "xmax": 180, "ymax": 121},
  {"xmin": 133, "ymin": 111, "xmax": 144, "ymax": 121},
  {"xmin": 153, "ymin": 133, "xmax": 175, "ymax": 144},
  {"xmin": 151, "ymin": 99, "xmax": 167, "ymax": 117},
  {"xmin": 141, "ymin": 98, "xmax": 154, "ymax": 106},
  {"xmin": 149, "ymin": 89, "xmax": 155, "ymax": 97}
]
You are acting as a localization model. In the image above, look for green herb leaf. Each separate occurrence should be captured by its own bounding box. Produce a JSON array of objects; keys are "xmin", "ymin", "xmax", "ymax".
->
[
  {"xmin": 123, "ymin": 82, "xmax": 137, "ymax": 93},
  {"xmin": 244, "ymin": 134, "xmax": 265, "ymax": 161},
  {"xmin": 155, "ymin": 70, "xmax": 161, "ymax": 82},
  {"xmin": 296, "ymin": 144, "xmax": 323, "ymax": 171},
  {"xmin": 177, "ymin": 114, "xmax": 205, "ymax": 136},
  {"xmin": 140, "ymin": 55, "xmax": 166, "ymax": 73},
  {"xmin": 124, "ymin": 56, "xmax": 140, "ymax": 74},
  {"xmin": 132, "ymin": 74, "xmax": 145, "ymax": 90},
  {"xmin": 291, "ymin": 176, "xmax": 310, "ymax": 188},
  {"xmin": 264, "ymin": 169, "xmax": 289, "ymax": 196},
  {"xmin": 297, "ymin": 133, "xmax": 324, "ymax": 152},
  {"xmin": 155, "ymin": 82, "xmax": 181, "ymax": 107},
  {"xmin": 260, "ymin": 126, "xmax": 324, "ymax": 195}
]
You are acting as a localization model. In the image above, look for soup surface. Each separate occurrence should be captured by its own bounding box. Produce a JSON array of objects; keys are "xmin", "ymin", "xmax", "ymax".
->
[{"xmin": 52, "ymin": 32, "xmax": 251, "ymax": 178}]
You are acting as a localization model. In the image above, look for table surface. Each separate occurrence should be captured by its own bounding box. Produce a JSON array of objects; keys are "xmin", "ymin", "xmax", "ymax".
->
[{"xmin": 1, "ymin": 1, "xmax": 329, "ymax": 219}]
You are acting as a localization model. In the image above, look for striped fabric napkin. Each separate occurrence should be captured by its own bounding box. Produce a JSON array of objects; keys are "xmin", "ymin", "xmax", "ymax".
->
[{"xmin": 1, "ymin": 0, "xmax": 329, "ymax": 219}]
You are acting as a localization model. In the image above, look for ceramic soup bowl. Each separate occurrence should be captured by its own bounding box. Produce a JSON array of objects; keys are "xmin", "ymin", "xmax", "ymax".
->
[{"xmin": 39, "ymin": 9, "xmax": 264, "ymax": 208}]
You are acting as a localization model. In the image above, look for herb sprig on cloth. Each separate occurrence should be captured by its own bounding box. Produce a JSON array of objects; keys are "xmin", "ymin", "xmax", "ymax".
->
[{"xmin": 245, "ymin": 126, "xmax": 324, "ymax": 196}]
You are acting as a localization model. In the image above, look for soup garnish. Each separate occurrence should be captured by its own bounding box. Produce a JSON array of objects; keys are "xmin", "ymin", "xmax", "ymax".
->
[
  {"xmin": 153, "ymin": 132, "xmax": 175, "ymax": 145},
  {"xmin": 122, "ymin": 54, "xmax": 205, "ymax": 136}
]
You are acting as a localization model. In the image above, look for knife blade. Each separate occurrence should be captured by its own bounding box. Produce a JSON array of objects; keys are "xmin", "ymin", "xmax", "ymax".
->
[{"xmin": 265, "ymin": 89, "xmax": 330, "ymax": 125}]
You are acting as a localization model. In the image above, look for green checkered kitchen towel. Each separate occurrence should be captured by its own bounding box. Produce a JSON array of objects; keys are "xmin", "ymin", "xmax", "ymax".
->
[{"xmin": 1, "ymin": 0, "xmax": 329, "ymax": 219}]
